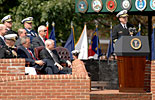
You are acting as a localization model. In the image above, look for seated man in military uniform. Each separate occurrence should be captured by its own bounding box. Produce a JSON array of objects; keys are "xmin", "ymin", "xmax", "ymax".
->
[{"xmin": 0, "ymin": 34, "xmax": 17, "ymax": 58}]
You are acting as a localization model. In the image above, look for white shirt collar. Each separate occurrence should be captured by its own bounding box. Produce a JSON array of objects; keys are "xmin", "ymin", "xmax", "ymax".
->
[
  {"xmin": 25, "ymin": 28, "xmax": 31, "ymax": 32},
  {"xmin": 39, "ymin": 35, "xmax": 45, "ymax": 43},
  {"xmin": 46, "ymin": 48, "xmax": 51, "ymax": 53},
  {"xmin": 120, "ymin": 23, "xmax": 127, "ymax": 28},
  {"xmin": 0, "ymin": 35, "xmax": 4, "ymax": 40}
]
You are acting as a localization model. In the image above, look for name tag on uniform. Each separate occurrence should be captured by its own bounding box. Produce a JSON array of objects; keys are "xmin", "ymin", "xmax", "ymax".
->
[{"xmin": 118, "ymin": 31, "xmax": 123, "ymax": 34}]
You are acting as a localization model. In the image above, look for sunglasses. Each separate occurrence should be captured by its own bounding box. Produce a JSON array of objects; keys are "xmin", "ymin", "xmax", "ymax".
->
[
  {"xmin": 6, "ymin": 21, "xmax": 12, "ymax": 23},
  {"xmin": 43, "ymin": 30, "xmax": 47, "ymax": 32}
]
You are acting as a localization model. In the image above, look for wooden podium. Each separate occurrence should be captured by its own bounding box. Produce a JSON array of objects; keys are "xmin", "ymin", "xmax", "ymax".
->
[{"xmin": 114, "ymin": 36, "xmax": 150, "ymax": 92}]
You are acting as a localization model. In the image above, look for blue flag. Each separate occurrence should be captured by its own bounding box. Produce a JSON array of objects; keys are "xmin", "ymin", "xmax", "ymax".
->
[
  {"xmin": 151, "ymin": 24, "xmax": 155, "ymax": 60},
  {"xmin": 106, "ymin": 24, "xmax": 114, "ymax": 59},
  {"xmin": 64, "ymin": 27, "xmax": 75, "ymax": 60},
  {"xmin": 136, "ymin": 23, "xmax": 141, "ymax": 36},
  {"xmin": 91, "ymin": 27, "xmax": 102, "ymax": 58},
  {"xmin": 49, "ymin": 25, "xmax": 56, "ymax": 47}
]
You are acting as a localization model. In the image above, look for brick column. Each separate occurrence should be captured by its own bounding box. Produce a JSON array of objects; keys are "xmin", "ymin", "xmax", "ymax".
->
[
  {"xmin": 144, "ymin": 61, "xmax": 151, "ymax": 92},
  {"xmin": 151, "ymin": 60, "xmax": 155, "ymax": 99}
]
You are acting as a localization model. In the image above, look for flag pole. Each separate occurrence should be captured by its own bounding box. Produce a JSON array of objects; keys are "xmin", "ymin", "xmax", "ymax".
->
[
  {"xmin": 139, "ymin": 23, "xmax": 141, "ymax": 31},
  {"xmin": 71, "ymin": 21, "xmax": 75, "ymax": 49},
  {"xmin": 151, "ymin": 24, "xmax": 155, "ymax": 60},
  {"xmin": 95, "ymin": 21, "xmax": 99, "ymax": 58},
  {"xmin": 95, "ymin": 21, "xmax": 101, "ymax": 81},
  {"xmin": 52, "ymin": 21, "xmax": 55, "ymax": 27},
  {"xmin": 46, "ymin": 21, "xmax": 49, "ymax": 39}
]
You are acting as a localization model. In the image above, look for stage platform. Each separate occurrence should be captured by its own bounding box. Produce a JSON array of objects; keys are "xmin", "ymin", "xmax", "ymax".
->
[{"xmin": 90, "ymin": 90, "xmax": 152, "ymax": 100}]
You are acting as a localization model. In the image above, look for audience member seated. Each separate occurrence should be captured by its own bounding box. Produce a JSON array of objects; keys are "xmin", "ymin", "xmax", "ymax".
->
[
  {"xmin": 0, "ymin": 24, "xmax": 7, "ymax": 46},
  {"xmin": 0, "ymin": 34, "xmax": 17, "ymax": 58},
  {"xmin": 71, "ymin": 50, "xmax": 88, "ymax": 76},
  {"xmin": 32, "ymin": 25, "xmax": 47, "ymax": 48},
  {"xmin": 17, "ymin": 36, "xmax": 45, "ymax": 75},
  {"xmin": 39, "ymin": 39, "xmax": 72, "ymax": 74},
  {"xmin": 15, "ymin": 28, "xmax": 27, "ymax": 47}
]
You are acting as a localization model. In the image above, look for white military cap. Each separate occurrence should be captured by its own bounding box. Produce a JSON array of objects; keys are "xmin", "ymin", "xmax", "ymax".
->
[
  {"xmin": 1, "ymin": 15, "xmax": 12, "ymax": 23},
  {"xmin": 4, "ymin": 34, "xmax": 17, "ymax": 41},
  {"xmin": 21, "ymin": 17, "xmax": 33, "ymax": 24},
  {"xmin": 116, "ymin": 10, "xmax": 128, "ymax": 18},
  {"xmin": 72, "ymin": 50, "xmax": 80, "ymax": 55}
]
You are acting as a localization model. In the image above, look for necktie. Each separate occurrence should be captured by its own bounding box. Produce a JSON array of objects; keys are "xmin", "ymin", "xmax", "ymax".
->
[
  {"xmin": 124, "ymin": 24, "xmax": 127, "ymax": 29},
  {"xmin": 27, "ymin": 49, "xmax": 36, "ymax": 60}
]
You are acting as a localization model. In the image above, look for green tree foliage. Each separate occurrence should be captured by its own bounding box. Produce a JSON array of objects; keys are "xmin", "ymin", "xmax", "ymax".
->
[{"xmin": 0, "ymin": 0, "xmax": 147, "ymax": 46}]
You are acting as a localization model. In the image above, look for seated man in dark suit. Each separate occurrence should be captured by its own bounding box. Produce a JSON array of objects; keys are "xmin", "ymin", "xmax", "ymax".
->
[
  {"xmin": 15, "ymin": 28, "xmax": 27, "ymax": 47},
  {"xmin": 32, "ymin": 25, "xmax": 47, "ymax": 48},
  {"xmin": 0, "ymin": 24, "xmax": 7, "ymax": 46},
  {"xmin": 39, "ymin": 39, "xmax": 71, "ymax": 74},
  {"xmin": 17, "ymin": 36, "xmax": 45, "ymax": 74}
]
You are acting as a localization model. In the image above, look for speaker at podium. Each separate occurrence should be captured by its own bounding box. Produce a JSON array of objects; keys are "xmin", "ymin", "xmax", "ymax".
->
[{"xmin": 114, "ymin": 36, "xmax": 150, "ymax": 92}]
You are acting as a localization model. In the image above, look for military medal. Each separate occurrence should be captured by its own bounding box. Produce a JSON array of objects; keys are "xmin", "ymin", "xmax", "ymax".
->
[
  {"xmin": 106, "ymin": 0, "xmax": 117, "ymax": 12},
  {"xmin": 77, "ymin": 0, "xmax": 88, "ymax": 13},
  {"xmin": 91, "ymin": 0, "xmax": 103, "ymax": 13},
  {"xmin": 150, "ymin": 0, "xmax": 155, "ymax": 10},
  {"xmin": 135, "ymin": 0, "xmax": 147, "ymax": 11},
  {"xmin": 121, "ymin": 0, "xmax": 132, "ymax": 10}
]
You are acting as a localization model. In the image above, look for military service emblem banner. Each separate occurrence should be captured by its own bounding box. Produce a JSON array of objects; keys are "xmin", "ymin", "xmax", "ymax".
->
[
  {"xmin": 91, "ymin": 0, "xmax": 103, "ymax": 13},
  {"xmin": 121, "ymin": 0, "xmax": 132, "ymax": 10},
  {"xmin": 77, "ymin": 0, "xmax": 88, "ymax": 13},
  {"xmin": 135, "ymin": 0, "xmax": 147, "ymax": 11},
  {"xmin": 106, "ymin": 0, "xmax": 117, "ymax": 12},
  {"xmin": 150, "ymin": 0, "xmax": 155, "ymax": 10}
]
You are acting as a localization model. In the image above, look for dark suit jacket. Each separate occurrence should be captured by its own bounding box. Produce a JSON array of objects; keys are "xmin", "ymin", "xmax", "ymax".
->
[
  {"xmin": 112, "ymin": 22, "xmax": 134, "ymax": 42},
  {"xmin": 32, "ymin": 36, "xmax": 47, "ymax": 48},
  {"xmin": 0, "ymin": 37, "xmax": 6, "ymax": 46},
  {"xmin": 15, "ymin": 38, "xmax": 21, "ymax": 47},
  {"xmin": 7, "ymin": 29, "xmax": 18, "ymax": 36},
  {"xmin": 17, "ymin": 45, "xmax": 36, "ymax": 66},
  {"xmin": 39, "ymin": 48, "xmax": 66, "ymax": 73}
]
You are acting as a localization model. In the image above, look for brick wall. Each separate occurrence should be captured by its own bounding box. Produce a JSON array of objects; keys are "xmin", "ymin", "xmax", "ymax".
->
[
  {"xmin": 0, "ymin": 75, "xmax": 90, "ymax": 100},
  {"xmin": 0, "ymin": 59, "xmax": 90, "ymax": 100},
  {"xmin": 90, "ymin": 91, "xmax": 152, "ymax": 100},
  {"xmin": 0, "ymin": 59, "xmax": 153, "ymax": 100},
  {"xmin": 0, "ymin": 59, "xmax": 25, "ymax": 78}
]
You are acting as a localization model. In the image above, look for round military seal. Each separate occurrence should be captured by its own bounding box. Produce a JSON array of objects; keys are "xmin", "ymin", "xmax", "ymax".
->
[
  {"xmin": 106, "ymin": 0, "xmax": 117, "ymax": 12},
  {"xmin": 91, "ymin": 0, "xmax": 103, "ymax": 13},
  {"xmin": 121, "ymin": 0, "xmax": 132, "ymax": 10},
  {"xmin": 150, "ymin": 0, "xmax": 155, "ymax": 10},
  {"xmin": 77, "ymin": 0, "xmax": 88, "ymax": 13},
  {"xmin": 130, "ymin": 38, "xmax": 142, "ymax": 50},
  {"xmin": 135, "ymin": 0, "xmax": 147, "ymax": 11}
]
